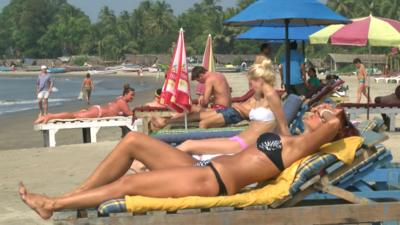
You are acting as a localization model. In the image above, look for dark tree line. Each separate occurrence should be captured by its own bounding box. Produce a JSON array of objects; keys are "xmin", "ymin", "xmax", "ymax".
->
[{"xmin": 0, "ymin": 0, "xmax": 257, "ymax": 59}]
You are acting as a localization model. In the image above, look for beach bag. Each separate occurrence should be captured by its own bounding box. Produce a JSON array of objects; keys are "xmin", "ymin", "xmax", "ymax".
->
[{"xmin": 78, "ymin": 91, "xmax": 84, "ymax": 100}]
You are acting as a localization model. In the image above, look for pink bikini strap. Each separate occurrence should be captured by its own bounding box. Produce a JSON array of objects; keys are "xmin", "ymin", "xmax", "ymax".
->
[{"xmin": 229, "ymin": 136, "xmax": 248, "ymax": 150}]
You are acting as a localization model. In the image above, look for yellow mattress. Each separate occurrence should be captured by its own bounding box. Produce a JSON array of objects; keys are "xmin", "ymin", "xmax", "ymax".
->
[{"xmin": 125, "ymin": 137, "xmax": 363, "ymax": 213}]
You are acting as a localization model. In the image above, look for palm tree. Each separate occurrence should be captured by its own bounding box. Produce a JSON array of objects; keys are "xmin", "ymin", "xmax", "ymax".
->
[{"xmin": 327, "ymin": 0, "xmax": 354, "ymax": 17}]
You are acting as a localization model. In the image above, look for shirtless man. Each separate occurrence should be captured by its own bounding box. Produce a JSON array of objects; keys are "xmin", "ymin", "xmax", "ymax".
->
[
  {"xmin": 254, "ymin": 43, "xmax": 270, "ymax": 64},
  {"xmin": 191, "ymin": 66, "xmax": 231, "ymax": 110},
  {"xmin": 149, "ymin": 67, "xmax": 231, "ymax": 129}
]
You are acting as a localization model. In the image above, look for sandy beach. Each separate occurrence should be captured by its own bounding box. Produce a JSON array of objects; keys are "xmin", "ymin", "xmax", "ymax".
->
[{"xmin": 0, "ymin": 72, "xmax": 399, "ymax": 225}]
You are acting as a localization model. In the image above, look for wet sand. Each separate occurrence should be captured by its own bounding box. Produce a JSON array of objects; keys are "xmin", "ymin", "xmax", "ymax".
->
[{"xmin": 0, "ymin": 73, "xmax": 399, "ymax": 225}]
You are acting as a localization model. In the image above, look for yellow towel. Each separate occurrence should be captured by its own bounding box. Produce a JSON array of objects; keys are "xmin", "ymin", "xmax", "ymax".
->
[{"xmin": 125, "ymin": 136, "xmax": 363, "ymax": 213}]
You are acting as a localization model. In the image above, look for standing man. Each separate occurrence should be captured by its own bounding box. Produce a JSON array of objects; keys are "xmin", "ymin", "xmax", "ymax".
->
[
  {"xmin": 191, "ymin": 66, "xmax": 231, "ymax": 110},
  {"xmin": 279, "ymin": 41, "xmax": 307, "ymax": 96},
  {"xmin": 353, "ymin": 58, "xmax": 371, "ymax": 103},
  {"xmin": 254, "ymin": 43, "xmax": 270, "ymax": 64},
  {"xmin": 36, "ymin": 65, "xmax": 53, "ymax": 119}
]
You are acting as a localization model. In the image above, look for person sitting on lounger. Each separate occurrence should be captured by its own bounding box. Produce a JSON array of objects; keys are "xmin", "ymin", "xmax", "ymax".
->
[
  {"xmin": 375, "ymin": 85, "xmax": 400, "ymax": 129},
  {"xmin": 177, "ymin": 58, "xmax": 290, "ymax": 155},
  {"xmin": 152, "ymin": 58, "xmax": 287, "ymax": 132},
  {"xmin": 191, "ymin": 66, "xmax": 231, "ymax": 110},
  {"xmin": 19, "ymin": 103, "xmax": 359, "ymax": 220},
  {"xmin": 34, "ymin": 84, "xmax": 135, "ymax": 124},
  {"xmin": 144, "ymin": 88, "xmax": 165, "ymax": 108}
]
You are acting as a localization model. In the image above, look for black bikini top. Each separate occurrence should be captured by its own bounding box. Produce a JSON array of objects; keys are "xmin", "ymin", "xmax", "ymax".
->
[{"xmin": 256, "ymin": 133, "xmax": 285, "ymax": 171}]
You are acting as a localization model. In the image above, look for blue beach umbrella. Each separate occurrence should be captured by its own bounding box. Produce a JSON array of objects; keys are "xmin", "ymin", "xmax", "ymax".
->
[
  {"xmin": 225, "ymin": 0, "xmax": 349, "ymax": 85},
  {"xmin": 236, "ymin": 26, "xmax": 324, "ymax": 42}
]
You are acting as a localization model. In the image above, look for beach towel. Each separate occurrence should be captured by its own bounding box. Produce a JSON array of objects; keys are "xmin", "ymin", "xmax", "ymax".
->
[{"xmin": 124, "ymin": 136, "xmax": 363, "ymax": 213}]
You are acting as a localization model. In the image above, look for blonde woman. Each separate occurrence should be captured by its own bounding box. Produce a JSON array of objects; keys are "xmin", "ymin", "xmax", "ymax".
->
[{"xmin": 177, "ymin": 58, "xmax": 289, "ymax": 156}]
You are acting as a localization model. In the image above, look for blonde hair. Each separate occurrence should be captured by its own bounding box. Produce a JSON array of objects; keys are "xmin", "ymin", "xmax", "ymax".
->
[{"xmin": 247, "ymin": 57, "xmax": 276, "ymax": 86}]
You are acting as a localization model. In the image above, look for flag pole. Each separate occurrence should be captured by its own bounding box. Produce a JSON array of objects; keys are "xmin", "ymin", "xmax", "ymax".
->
[{"xmin": 184, "ymin": 113, "xmax": 188, "ymax": 130}]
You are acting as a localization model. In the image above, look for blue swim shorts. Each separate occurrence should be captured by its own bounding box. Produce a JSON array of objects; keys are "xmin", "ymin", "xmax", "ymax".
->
[{"xmin": 216, "ymin": 108, "xmax": 243, "ymax": 125}]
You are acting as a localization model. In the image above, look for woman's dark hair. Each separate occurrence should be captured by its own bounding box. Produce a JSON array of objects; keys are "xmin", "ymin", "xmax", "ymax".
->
[
  {"xmin": 155, "ymin": 88, "xmax": 162, "ymax": 97},
  {"xmin": 191, "ymin": 66, "xmax": 207, "ymax": 80},
  {"xmin": 122, "ymin": 84, "xmax": 135, "ymax": 96},
  {"xmin": 353, "ymin": 58, "xmax": 361, "ymax": 64},
  {"xmin": 86, "ymin": 73, "xmax": 91, "ymax": 78},
  {"xmin": 333, "ymin": 108, "xmax": 360, "ymax": 141}
]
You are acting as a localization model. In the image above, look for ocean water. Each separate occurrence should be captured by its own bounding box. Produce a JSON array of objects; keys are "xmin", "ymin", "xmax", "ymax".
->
[{"xmin": 0, "ymin": 75, "xmax": 154, "ymax": 115}]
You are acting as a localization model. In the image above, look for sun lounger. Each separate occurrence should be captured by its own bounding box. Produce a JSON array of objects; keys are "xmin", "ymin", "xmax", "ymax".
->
[
  {"xmin": 386, "ymin": 76, "xmax": 400, "ymax": 84},
  {"xmin": 339, "ymin": 102, "xmax": 400, "ymax": 131},
  {"xmin": 33, "ymin": 116, "xmax": 137, "ymax": 147},
  {"xmin": 132, "ymin": 89, "xmax": 286, "ymax": 124},
  {"xmin": 150, "ymin": 94, "xmax": 303, "ymax": 145},
  {"xmin": 53, "ymin": 130, "xmax": 400, "ymax": 225}
]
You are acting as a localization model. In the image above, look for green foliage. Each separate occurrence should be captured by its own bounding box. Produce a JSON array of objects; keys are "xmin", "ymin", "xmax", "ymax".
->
[
  {"xmin": 71, "ymin": 55, "xmax": 89, "ymax": 66},
  {"xmin": 1, "ymin": 0, "xmax": 398, "ymax": 60}
]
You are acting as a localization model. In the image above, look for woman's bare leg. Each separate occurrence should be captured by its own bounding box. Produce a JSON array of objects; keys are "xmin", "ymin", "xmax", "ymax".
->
[
  {"xmin": 150, "ymin": 110, "xmax": 219, "ymax": 129},
  {"xmin": 67, "ymin": 132, "xmax": 196, "ymax": 195},
  {"xmin": 19, "ymin": 166, "xmax": 218, "ymax": 219},
  {"xmin": 34, "ymin": 112, "xmax": 75, "ymax": 124},
  {"xmin": 199, "ymin": 114, "xmax": 225, "ymax": 128},
  {"xmin": 177, "ymin": 138, "xmax": 243, "ymax": 155}
]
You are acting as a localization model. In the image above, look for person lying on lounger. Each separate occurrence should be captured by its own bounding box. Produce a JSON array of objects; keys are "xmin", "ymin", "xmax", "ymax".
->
[
  {"xmin": 151, "ymin": 58, "xmax": 289, "ymax": 135},
  {"xmin": 19, "ymin": 103, "xmax": 359, "ymax": 220},
  {"xmin": 34, "ymin": 84, "xmax": 135, "ymax": 124},
  {"xmin": 144, "ymin": 88, "xmax": 165, "ymax": 108}
]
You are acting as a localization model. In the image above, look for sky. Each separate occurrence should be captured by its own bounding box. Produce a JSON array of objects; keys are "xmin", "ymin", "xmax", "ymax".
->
[{"xmin": 0, "ymin": 0, "xmax": 237, "ymax": 21}]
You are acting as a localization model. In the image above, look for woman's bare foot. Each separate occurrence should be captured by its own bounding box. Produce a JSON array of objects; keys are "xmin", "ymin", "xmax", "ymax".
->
[
  {"xmin": 19, "ymin": 182, "xmax": 54, "ymax": 220},
  {"xmin": 34, "ymin": 116, "xmax": 45, "ymax": 124}
]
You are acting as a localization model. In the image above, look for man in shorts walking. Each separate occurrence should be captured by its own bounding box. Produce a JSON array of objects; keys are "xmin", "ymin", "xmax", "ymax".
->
[{"xmin": 36, "ymin": 65, "xmax": 53, "ymax": 118}]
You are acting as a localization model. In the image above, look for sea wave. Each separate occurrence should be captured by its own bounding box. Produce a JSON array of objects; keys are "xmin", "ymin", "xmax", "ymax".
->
[
  {"xmin": 0, "ymin": 102, "xmax": 65, "ymax": 115},
  {"xmin": 0, "ymin": 98, "xmax": 71, "ymax": 106}
]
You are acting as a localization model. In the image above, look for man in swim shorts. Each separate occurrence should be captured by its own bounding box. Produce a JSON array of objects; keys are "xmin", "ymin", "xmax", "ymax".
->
[
  {"xmin": 191, "ymin": 66, "xmax": 231, "ymax": 110},
  {"xmin": 36, "ymin": 65, "xmax": 53, "ymax": 118},
  {"xmin": 216, "ymin": 108, "xmax": 243, "ymax": 126}
]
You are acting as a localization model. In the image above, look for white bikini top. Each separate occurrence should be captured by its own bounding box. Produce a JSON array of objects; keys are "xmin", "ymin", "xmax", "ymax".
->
[{"xmin": 249, "ymin": 107, "xmax": 275, "ymax": 122}]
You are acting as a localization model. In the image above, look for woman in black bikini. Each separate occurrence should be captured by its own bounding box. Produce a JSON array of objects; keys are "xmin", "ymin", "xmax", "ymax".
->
[{"xmin": 19, "ymin": 104, "xmax": 358, "ymax": 219}]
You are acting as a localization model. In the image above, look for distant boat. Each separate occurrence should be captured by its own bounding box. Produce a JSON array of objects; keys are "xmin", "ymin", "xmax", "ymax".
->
[
  {"xmin": 88, "ymin": 70, "xmax": 118, "ymax": 75},
  {"xmin": 148, "ymin": 67, "xmax": 159, "ymax": 73},
  {"xmin": 122, "ymin": 64, "xmax": 141, "ymax": 72},
  {"xmin": 0, "ymin": 66, "xmax": 12, "ymax": 72},
  {"xmin": 47, "ymin": 68, "xmax": 66, "ymax": 73}
]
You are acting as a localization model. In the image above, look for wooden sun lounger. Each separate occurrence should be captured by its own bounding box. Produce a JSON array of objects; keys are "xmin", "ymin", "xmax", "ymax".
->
[
  {"xmin": 34, "ymin": 116, "xmax": 138, "ymax": 147},
  {"xmin": 374, "ymin": 76, "xmax": 399, "ymax": 84},
  {"xmin": 339, "ymin": 103, "xmax": 400, "ymax": 131},
  {"xmin": 53, "ymin": 127, "xmax": 400, "ymax": 225}
]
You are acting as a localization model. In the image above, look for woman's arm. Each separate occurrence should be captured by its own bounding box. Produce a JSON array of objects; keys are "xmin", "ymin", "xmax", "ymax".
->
[
  {"xmin": 263, "ymin": 84, "xmax": 290, "ymax": 136},
  {"xmin": 118, "ymin": 100, "xmax": 133, "ymax": 116},
  {"xmin": 296, "ymin": 111, "xmax": 340, "ymax": 156}
]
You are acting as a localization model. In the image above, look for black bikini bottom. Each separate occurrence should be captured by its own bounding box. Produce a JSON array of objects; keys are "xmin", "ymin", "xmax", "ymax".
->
[
  {"xmin": 256, "ymin": 132, "xmax": 285, "ymax": 171},
  {"xmin": 195, "ymin": 160, "xmax": 227, "ymax": 196}
]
